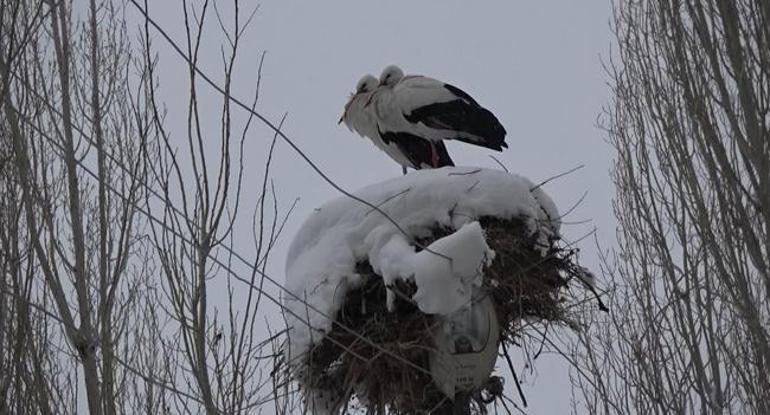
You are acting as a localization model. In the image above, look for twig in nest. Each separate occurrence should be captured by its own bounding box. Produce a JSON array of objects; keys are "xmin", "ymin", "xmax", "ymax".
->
[
  {"xmin": 576, "ymin": 268, "xmax": 609, "ymax": 312},
  {"xmin": 448, "ymin": 168, "xmax": 482, "ymax": 176},
  {"xmin": 553, "ymin": 190, "xmax": 588, "ymax": 222},
  {"xmin": 501, "ymin": 341, "xmax": 528, "ymax": 408},
  {"xmin": 365, "ymin": 188, "xmax": 412, "ymax": 216},
  {"xmin": 533, "ymin": 324, "xmax": 548, "ymax": 360},
  {"xmin": 530, "ymin": 164, "xmax": 585, "ymax": 191},
  {"xmin": 488, "ymin": 155, "xmax": 510, "ymax": 173},
  {"xmin": 501, "ymin": 394, "xmax": 528, "ymax": 415}
]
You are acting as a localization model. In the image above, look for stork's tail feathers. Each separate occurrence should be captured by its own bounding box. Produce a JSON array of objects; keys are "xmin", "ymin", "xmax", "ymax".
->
[{"xmin": 454, "ymin": 106, "xmax": 507, "ymax": 151}]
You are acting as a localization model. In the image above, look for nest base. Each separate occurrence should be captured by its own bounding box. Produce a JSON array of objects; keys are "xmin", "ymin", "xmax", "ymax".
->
[{"xmin": 297, "ymin": 217, "xmax": 576, "ymax": 414}]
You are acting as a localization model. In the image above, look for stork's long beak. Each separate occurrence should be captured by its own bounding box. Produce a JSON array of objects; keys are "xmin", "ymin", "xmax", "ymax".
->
[{"xmin": 339, "ymin": 96, "xmax": 353, "ymax": 125}]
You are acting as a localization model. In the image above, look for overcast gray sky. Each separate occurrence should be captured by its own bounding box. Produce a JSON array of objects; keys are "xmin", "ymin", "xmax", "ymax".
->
[{"xmin": 141, "ymin": 1, "xmax": 615, "ymax": 412}]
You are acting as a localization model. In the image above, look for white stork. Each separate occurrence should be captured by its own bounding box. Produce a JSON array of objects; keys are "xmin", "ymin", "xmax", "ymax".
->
[
  {"xmin": 340, "ymin": 74, "xmax": 454, "ymax": 171},
  {"xmin": 339, "ymin": 75, "xmax": 378, "ymax": 138},
  {"xmin": 368, "ymin": 65, "xmax": 507, "ymax": 168}
]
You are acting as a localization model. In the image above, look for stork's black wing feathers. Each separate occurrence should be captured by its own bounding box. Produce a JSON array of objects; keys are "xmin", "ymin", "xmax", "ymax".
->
[
  {"xmin": 379, "ymin": 130, "xmax": 455, "ymax": 169},
  {"xmin": 444, "ymin": 83, "xmax": 479, "ymax": 106},
  {"xmin": 404, "ymin": 84, "xmax": 507, "ymax": 152}
]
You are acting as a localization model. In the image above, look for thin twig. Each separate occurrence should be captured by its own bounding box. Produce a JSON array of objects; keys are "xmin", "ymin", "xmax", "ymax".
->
[
  {"xmin": 529, "ymin": 164, "xmax": 585, "ymax": 191},
  {"xmin": 501, "ymin": 341, "xmax": 528, "ymax": 408},
  {"xmin": 489, "ymin": 155, "xmax": 509, "ymax": 173}
]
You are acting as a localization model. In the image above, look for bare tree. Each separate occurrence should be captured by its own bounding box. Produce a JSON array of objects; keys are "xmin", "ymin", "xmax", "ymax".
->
[
  {"xmin": 138, "ymin": 0, "xmax": 291, "ymax": 413},
  {"xmin": 573, "ymin": 0, "xmax": 770, "ymax": 413},
  {"xmin": 1, "ymin": 0, "xmax": 158, "ymax": 413},
  {"xmin": 1, "ymin": 0, "xmax": 323, "ymax": 413}
]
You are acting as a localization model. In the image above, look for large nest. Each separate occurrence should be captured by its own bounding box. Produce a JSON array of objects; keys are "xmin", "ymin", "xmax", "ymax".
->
[{"xmin": 294, "ymin": 216, "xmax": 590, "ymax": 414}]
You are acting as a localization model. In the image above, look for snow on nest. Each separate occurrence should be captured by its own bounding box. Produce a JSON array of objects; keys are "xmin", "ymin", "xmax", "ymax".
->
[{"xmin": 283, "ymin": 167, "xmax": 559, "ymax": 362}]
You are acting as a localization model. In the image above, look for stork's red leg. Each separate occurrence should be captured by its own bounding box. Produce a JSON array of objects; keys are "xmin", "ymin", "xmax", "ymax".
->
[{"xmin": 430, "ymin": 142, "xmax": 439, "ymax": 167}]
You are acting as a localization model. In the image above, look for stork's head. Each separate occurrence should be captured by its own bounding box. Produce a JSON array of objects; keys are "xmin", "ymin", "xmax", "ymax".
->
[
  {"xmin": 379, "ymin": 65, "xmax": 403, "ymax": 87},
  {"xmin": 355, "ymin": 74, "xmax": 378, "ymax": 94},
  {"xmin": 339, "ymin": 74, "xmax": 378, "ymax": 124}
]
